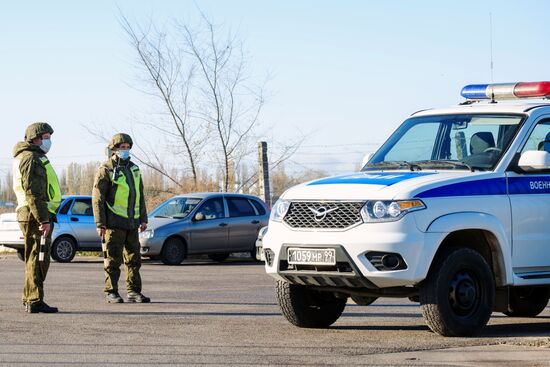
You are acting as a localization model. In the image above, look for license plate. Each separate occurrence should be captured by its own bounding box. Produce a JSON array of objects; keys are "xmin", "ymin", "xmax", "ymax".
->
[{"xmin": 287, "ymin": 248, "xmax": 336, "ymax": 265}]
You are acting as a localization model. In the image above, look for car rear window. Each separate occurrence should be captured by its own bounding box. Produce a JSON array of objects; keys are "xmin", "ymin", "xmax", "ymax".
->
[{"xmin": 227, "ymin": 197, "xmax": 256, "ymax": 217}]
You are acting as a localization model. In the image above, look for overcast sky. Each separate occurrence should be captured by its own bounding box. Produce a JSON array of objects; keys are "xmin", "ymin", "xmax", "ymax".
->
[{"xmin": 1, "ymin": 0, "xmax": 549, "ymax": 178}]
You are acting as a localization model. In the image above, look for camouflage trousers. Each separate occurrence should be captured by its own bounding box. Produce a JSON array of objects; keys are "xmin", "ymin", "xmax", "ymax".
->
[
  {"xmin": 19, "ymin": 219, "xmax": 53, "ymax": 305},
  {"xmin": 103, "ymin": 228, "xmax": 142, "ymax": 294}
]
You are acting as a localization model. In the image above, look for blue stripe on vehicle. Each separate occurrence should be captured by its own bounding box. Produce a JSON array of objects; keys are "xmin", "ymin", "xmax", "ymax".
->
[
  {"xmin": 416, "ymin": 178, "xmax": 507, "ymax": 198},
  {"xmin": 307, "ymin": 172, "xmax": 436, "ymax": 186},
  {"xmin": 508, "ymin": 176, "xmax": 550, "ymax": 195}
]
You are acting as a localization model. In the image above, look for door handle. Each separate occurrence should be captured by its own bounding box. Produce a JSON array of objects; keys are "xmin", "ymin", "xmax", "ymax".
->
[
  {"xmin": 219, "ymin": 222, "xmax": 228, "ymax": 227},
  {"xmin": 251, "ymin": 220, "xmax": 260, "ymax": 224},
  {"xmin": 70, "ymin": 217, "xmax": 79, "ymax": 222}
]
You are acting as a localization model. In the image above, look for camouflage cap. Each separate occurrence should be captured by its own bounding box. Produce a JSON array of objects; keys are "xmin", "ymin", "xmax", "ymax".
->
[
  {"xmin": 108, "ymin": 133, "xmax": 133, "ymax": 150},
  {"xmin": 24, "ymin": 122, "xmax": 54, "ymax": 142}
]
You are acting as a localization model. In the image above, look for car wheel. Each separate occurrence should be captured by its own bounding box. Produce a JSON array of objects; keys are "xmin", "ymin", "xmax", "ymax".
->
[
  {"xmin": 276, "ymin": 280, "xmax": 347, "ymax": 328},
  {"xmin": 420, "ymin": 247, "xmax": 494, "ymax": 337},
  {"xmin": 351, "ymin": 295, "xmax": 377, "ymax": 306},
  {"xmin": 503, "ymin": 287, "xmax": 550, "ymax": 317},
  {"xmin": 51, "ymin": 236, "xmax": 77, "ymax": 263},
  {"xmin": 17, "ymin": 248, "xmax": 25, "ymax": 261},
  {"xmin": 161, "ymin": 237, "xmax": 186, "ymax": 265},
  {"xmin": 208, "ymin": 253, "xmax": 229, "ymax": 262}
]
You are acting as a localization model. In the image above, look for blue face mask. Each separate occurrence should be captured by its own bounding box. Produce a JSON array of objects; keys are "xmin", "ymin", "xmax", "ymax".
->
[
  {"xmin": 40, "ymin": 139, "xmax": 52, "ymax": 154},
  {"xmin": 117, "ymin": 149, "xmax": 130, "ymax": 160}
]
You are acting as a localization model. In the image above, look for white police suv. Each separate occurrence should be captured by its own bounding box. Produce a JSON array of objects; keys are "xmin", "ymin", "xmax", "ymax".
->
[{"xmin": 263, "ymin": 81, "xmax": 550, "ymax": 336}]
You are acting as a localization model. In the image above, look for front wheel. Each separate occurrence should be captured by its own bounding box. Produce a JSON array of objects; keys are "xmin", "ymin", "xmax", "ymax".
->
[
  {"xmin": 420, "ymin": 247, "xmax": 495, "ymax": 337},
  {"xmin": 51, "ymin": 236, "xmax": 77, "ymax": 263},
  {"xmin": 276, "ymin": 280, "xmax": 347, "ymax": 328},
  {"xmin": 503, "ymin": 287, "xmax": 550, "ymax": 317},
  {"xmin": 17, "ymin": 248, "xmax": 24, "ymax": 261},
  {"xmin": 161, "ymin": 238, "xmax": 186, "ymax": 265}
]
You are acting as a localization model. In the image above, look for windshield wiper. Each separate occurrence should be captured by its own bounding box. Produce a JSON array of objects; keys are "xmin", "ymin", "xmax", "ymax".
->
[
  {"xmin": 412, "ymin": 160, "xmax": 476, "ymax": 172},
  {"xmin": 367, "ymin": 161, "xmax": 422, "ymax": 171}
]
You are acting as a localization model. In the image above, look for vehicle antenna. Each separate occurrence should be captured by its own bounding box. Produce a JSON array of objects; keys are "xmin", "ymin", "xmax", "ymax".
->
[{"xmin": 489, "ymin": 12, "xmax": 494, "ymax": 83}]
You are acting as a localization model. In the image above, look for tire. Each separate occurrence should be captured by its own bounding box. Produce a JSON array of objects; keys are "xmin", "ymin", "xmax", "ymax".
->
[
  {"xmin": 16, "ymin": 248, "xmax": 24, "ymax": 261},
  {"xmin": 276, "ymin": 280, "xmax": 347, "ymax": 328},
  {"xmin": 420, "ymin": 247, "xmax": 495, "ymax": 337},
  {"xmin": 161, "ymin": 237, "xmax": 186, "ymax": 265},
  {"xmin": 51, "ymin": 236, "xmax": 77, "ymax": 263},
  {"xmin": 503, "ymin": 287, "xmax": 550, "ymax": 317},
  {"xmin": 208, "ymin": 253, "xmax": 229, "ymax": 262},
  {"xmin": 351, "ymin": 295, "xmax": 377, "ymax": 306}
]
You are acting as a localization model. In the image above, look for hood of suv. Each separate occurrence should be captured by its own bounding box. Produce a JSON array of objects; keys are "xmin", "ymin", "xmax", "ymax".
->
[{"xmin": 282, "ymin": 171, "xmax": 501, "ymax": 201}]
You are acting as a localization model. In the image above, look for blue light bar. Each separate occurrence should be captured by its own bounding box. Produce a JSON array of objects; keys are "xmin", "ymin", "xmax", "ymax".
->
[{"xmin": 461, "ymin": 84, "xmax": 489, "ymax": 99}]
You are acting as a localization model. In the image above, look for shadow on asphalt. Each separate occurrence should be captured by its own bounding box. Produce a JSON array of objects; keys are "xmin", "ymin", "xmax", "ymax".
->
[
  {"xmin": 481, "ymin": 321, "xmax": 550, "ymax": 337},
  {"xmin": 347, "ymin": 303, "xmax": 419, "ymax": 308},
  {"xmin": 342, "ymin": 312, "xmax": 421, "ymax": 318},
  {"xmin": 332, "ymin": 324, "xmax": 430, "ymax": 331},
  {"xmin": 333, "ymin": 321, "xmax": 550, "ymax": 336}
]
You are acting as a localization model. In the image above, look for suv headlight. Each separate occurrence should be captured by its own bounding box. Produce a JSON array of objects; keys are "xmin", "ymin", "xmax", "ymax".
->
[
  {"xmin": 360, "ymin": 199, "xmax": 425, "ymax": 222},
  {"xmin": 270, "ymin": 199, "xmax": 290, "ymax": 222},
  {"xmin": 139, "ymin": 229, "xmax": 155, "ymax": 239}
]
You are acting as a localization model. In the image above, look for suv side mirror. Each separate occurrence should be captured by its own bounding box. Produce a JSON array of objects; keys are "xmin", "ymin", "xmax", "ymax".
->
[
  {"xmin": 518, "ymin": 150, "xmax": 550, "ymax": 171},
  {"xmin": 193, "ymin": 212, "xmax": 205, "ymax": 222}
]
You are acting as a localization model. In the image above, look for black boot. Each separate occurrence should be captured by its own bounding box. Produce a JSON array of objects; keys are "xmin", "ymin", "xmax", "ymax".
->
[
  {"xmin": 27, "ymin": 301, "xmax": 59, "ymax": 314},
  {"xmin": 106, "ymin": 292, "xmax": 124, "ymax": 304},
  {"xmin": 127, "ymin": 291, "xmax": 150, "ymax": 303}
]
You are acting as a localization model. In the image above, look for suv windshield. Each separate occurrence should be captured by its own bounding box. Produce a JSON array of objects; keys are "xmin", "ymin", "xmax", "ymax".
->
[
  {"xmin": 150, "ymin": 197, "xmax": 202, "ymax": 219},
  {"xmin": 363, "ymin": 114, "xmax": 523, "ymax": 171}
]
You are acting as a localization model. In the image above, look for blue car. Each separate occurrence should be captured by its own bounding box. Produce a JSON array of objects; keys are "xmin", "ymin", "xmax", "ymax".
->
[{"xmin": 1, "ymin": 195, "xmax": 102, "ymax": 262}]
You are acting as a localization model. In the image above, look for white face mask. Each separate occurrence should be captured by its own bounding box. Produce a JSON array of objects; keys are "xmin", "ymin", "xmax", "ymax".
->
[{"xmin": 40, "ymin": 138, "xmax": 52, "ymax": 153}]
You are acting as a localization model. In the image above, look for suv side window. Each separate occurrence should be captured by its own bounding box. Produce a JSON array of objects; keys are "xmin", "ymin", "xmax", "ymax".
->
[
  {"xmin": 249, "ymin": 199, "xmax": 266, "ymax": 216},
  {"xmin": 71, "ymin": 198, "xmax": 94, "ymax": 216},
  {"xmin": 521, "ymin": 120, "xmax": 550, "ymax": 154},
  {"xmin": 197, "ymin": 198, "xmax": 225, "ymax": 220},
  {"xmin": 227, "ymin": 197, "xmax": 256, "ymax": 217}
]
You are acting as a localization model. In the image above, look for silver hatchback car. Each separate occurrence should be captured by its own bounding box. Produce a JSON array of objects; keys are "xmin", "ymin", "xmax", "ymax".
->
[{"xmin": 140, "ymin": 193, "xmax": 270, "ymax": 265}]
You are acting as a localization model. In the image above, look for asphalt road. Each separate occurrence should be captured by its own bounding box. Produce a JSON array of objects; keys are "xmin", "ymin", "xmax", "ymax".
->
[{"xmin": 1, "ymin": 254, "xmax": 550, "ymax": 366}]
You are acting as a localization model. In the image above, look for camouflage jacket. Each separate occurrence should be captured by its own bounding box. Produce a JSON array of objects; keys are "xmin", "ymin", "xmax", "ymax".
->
[
  {"xmin": 92, "ymin": 157, "xmax": 147, "ymax": 230},
  {"xmin": 12, "ymin": 141, "xmax": 53, "ymax": 223}
]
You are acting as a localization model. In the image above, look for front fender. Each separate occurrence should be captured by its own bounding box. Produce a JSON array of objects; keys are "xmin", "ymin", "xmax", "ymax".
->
[{"xmin": 425, "ymin": 212, "xmax": 512, "ymax": 285}]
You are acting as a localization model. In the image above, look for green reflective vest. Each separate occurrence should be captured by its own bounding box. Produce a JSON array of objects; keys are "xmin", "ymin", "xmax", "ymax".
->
[
  {"xmin": 13, "ymin": 156, "xmax": 62, "ymax": 215},
  {"xmin": 40, "ymin": 157, "xmax": 62, "ymax": 214},
  {"xmin": 106, "ymin": 165, "xmax": 141, "ymax": 219}
]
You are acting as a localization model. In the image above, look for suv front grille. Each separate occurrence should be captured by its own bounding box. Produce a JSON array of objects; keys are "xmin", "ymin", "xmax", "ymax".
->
[{"xmin": 283, "ymin": 201, "xmax": 364, "ymax": 229}]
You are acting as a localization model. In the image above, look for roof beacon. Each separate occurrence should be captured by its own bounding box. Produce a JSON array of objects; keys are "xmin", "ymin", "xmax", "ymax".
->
[{"xmin": 461, "ymin": 81, "xmax": 550, "ymax": 100}]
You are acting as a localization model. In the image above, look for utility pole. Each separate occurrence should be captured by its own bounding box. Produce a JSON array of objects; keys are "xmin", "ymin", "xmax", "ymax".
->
[{"xmin": 258, "ymin": 141, "xmax": 271, "ymax": 206}]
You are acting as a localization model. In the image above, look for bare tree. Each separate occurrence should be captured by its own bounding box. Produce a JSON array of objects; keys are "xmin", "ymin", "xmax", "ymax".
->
[
  {"xmin": 120, "ymin": 15, "xmax": 205, "ymax": 190},
  {"xmin": 177, "ymin": 14, "xmax": 266, "ymax": 191},
  {"xmin": 120, "ymin": 11, "xmax": 271, "ymax": 192}
]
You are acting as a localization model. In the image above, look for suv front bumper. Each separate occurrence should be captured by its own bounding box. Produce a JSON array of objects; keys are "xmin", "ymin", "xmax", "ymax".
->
[{"xmin": 263, "ymin": 215, "xmax": 441, "ymax": 288}]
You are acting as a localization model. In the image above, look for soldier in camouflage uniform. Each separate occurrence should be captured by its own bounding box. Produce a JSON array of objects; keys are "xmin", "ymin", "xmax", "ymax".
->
[
  {"xmin": 92, "ymin": 133, "xmax": 150, "ymax": 303},
  {"xmin": 13, "ymin": 122, "xmax": 61, "ymax": 313}
]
